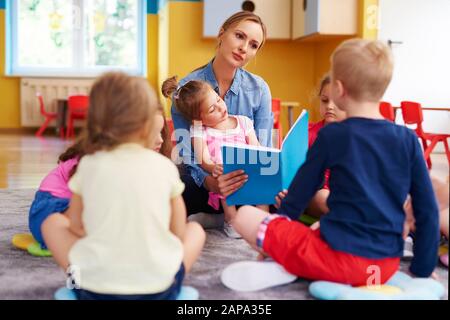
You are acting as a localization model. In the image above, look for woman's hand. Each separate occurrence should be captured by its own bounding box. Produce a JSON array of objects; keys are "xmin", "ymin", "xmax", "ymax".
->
[
  {"xmin": 204, "ymin": 170, "xmax": 248, "ymax": 196},
  {"xmin": 217, "ymin": 170, "xmax": 248, "ymax": 197},
  {"xmin": 274, "ymin": 190, "xmax": 288, "ymax": 209}
]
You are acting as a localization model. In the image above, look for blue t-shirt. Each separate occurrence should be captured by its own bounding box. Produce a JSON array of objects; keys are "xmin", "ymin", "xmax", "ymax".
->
[
  {"xmin": 171, "ymin": 60, "xmax": 273, "ymax": 187},
  {"xmin": 278, "ymin": 117, "xmax": 440, "ymax": 277}
]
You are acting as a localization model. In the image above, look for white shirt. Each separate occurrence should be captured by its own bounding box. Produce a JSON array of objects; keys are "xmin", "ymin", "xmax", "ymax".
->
[{"xmin": 68, "ymin": 143, "xmax": 185, "ymax": 294}]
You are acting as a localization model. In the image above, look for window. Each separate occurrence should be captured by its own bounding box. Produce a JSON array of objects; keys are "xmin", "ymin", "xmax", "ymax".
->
[{"xmin": 7, "ymin": 0, "xmax": 147, "ymax": 77}]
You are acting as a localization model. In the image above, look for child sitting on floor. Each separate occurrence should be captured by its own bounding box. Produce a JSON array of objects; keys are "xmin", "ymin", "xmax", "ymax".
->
[
  {"xmin": 26, "ymin": 138, "xmax": 85, "ymax": 256},
  {"xmin": 275, "ymin": 74, "xmax": 346, "ymax": 221},
  {"xmin": 42, "ymin": 72, "xmax": 205, "ymax": 300},
  {"xmin": 305, "ymin": 74, "xmax": 346, "ymax": 218},
  {"xmin": 23, "ymin": 101, "xmax": 172, "ymax": 256},
  {"xmin": 233, "ymin": 39, "xmax": 440, "ymax": 286},
  {"xmin": 404, "ymin": 175, "xmax": 449, "ymax": 240},
  {"xmin": 162, "ymin": 76, "xmax": 267, "ymax": 238}
]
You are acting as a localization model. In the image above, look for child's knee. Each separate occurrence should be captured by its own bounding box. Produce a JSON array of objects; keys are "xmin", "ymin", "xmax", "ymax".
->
[
  {"xmin": 235, "ymin": 206, "xmax": 251, "ymax": 226},
  {"xmin": 41, "ymin": 214, "xmax": 65, "ymax": 235},
  {"xmin": 236, "ymin": 205, "xmax": 254, "ymax": 218}
]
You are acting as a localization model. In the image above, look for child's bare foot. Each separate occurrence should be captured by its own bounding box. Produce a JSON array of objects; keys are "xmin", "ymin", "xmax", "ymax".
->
[
  {"xmin": 256, "ymin": 252, "xmax": 269, "ymax": 261},
  {"xmin": 431, "ymin": 271, "xmax": 440, "ymax": 281}
]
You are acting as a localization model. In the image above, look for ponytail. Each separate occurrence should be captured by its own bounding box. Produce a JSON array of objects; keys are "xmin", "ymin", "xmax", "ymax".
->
[{"xmin": 161, "ymin": 76, "xmax": 179, "ymax": 98}]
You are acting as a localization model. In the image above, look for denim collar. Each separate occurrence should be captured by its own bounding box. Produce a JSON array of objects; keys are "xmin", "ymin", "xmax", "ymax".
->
[{"xmin": 204, "ymin": 60, "xmax": 241, "ymax": 96}]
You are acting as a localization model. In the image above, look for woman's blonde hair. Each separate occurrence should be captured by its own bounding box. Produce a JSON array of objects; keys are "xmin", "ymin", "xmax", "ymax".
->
[
  {"xmin": 161, "ymin": 76, "xmax": 211, "ymax": 122},
  {"xmin": 219, "ymin": 11, "xmax": 267, "ymax": 50},
  {"xmin": 84, "ymin": 72, "xmax": 158, "ymax": 154}
]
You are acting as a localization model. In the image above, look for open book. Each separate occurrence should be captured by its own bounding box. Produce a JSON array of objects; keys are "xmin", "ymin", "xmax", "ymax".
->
[{"xmin": 221, "ymin": 110, "xmax": 309, "ymax": 205}]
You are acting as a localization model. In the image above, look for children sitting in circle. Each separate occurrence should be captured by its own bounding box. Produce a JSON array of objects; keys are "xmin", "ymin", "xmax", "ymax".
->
[
  {"xmin": 26, "ymin": 138, "xmax": 85, "ymax": 256},
  {"xmin": 162, "ymin": 76, "xmax": 268, "ymax": 238},
  {"xmin": 40, "ymin": 72, "xmax": 205, "ymax": 300},
  {"xmin": 17, "ymin": 39, "xmax": 446, "ymax": 300},
  {"xmin": 233, "ymin": 39, "xmax": 440, "ymax": 285}
]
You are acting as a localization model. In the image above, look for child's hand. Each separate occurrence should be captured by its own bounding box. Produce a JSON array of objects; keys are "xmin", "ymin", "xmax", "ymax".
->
[
  {"xmin": 275, "ymin": 190, "xmax": 288, "ymax": 209},
  {"xmin": 212, "ymin": 164, "xmax": 223, "ymax": 178},
  {"xmin": 256, "ymin": 252, "xmax": 269, "ymax": 261}
]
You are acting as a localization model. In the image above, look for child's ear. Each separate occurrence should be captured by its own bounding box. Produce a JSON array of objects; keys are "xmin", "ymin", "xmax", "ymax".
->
[
  {"xmin": 335, "ymin": 80, "xmax": 345, "ymax": 98},
  {"xmin": 217, "ymin": 28, "xmax": 225, "ymax": 46}
]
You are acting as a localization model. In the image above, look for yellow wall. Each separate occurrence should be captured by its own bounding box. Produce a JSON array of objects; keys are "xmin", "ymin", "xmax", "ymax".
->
[
  {"xmin": 0, "ymin": 11, "xmax": 20, "ymax": 128},
  {"xmin": 147, "ymin": 14, "xmax": 159, "ymax": 89},
  {"xmin": 359, "ymin": 0, "xmax": 379, "ymax": 40},
  {"xmin": 157, "ymin": 3, "xmax": 169, "ymax": 112}
]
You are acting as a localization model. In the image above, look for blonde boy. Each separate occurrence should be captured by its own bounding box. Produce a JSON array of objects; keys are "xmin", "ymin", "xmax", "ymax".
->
[{"xmin": 233, "ymin": 39, "xmax": 439, "ymax": 285}]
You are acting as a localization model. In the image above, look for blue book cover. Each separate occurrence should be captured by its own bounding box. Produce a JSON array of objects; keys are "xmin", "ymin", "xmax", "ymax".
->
[{"xmin": 222, "ymin": 110, "xmax": 309, "ymax": 205}]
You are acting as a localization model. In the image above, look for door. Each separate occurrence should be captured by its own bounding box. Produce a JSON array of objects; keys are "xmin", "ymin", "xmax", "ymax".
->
[{"xmin": 378, "ymin": 0, "xmax": 450, "ymax": 144}]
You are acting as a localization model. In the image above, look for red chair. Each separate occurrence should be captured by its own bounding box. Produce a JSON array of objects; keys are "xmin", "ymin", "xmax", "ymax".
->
[
  {"xmin": 272, "ymin": 98, "xmax": 283, "ymax": 148},
  {"xmin": 35, "ymin": 93, "xmax": 63, "ymax": 138},
  {"xmin": 400, "ymin": 101, "xmax": 450, "ymax": 169},
  {"xmin": 380, "ymin": 101, "xmax": 395, "ymax": 122},
  {"xmin": 66, "ymin": 95, "xmax": 89, "ymax": 139}
]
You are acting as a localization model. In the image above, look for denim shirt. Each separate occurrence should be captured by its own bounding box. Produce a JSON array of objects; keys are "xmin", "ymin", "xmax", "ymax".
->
[{"xmin": 171, "ymin": 60, "xmax": 273, "ymax": 187}]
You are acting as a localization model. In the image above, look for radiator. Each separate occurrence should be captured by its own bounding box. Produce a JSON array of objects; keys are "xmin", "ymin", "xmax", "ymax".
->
[{"xmin": 20, "ymin": 78, "xmax": 94, "ymax": 127}]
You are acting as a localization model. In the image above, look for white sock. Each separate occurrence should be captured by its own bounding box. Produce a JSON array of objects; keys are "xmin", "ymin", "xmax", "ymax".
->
[{"xmin": 221, "ymin": 260, "xmax": 297, "ymax": 292}]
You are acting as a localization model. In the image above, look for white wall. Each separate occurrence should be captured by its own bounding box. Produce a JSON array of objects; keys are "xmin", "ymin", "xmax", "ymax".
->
[{"xmin": 378, "ymin": 0, "xmax": 450, "ymax": 144}]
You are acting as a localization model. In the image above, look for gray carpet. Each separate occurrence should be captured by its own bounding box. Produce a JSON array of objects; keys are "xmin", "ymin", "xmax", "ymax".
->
[{"xmin": 0, "ymin": 189, "xmax": 447, "ymax": 300}]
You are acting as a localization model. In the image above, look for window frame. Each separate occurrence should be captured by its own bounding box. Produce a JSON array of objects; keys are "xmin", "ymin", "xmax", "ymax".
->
[{"xmin": 6, "ymin": 0, "xmax": 147, "ymax": 78}]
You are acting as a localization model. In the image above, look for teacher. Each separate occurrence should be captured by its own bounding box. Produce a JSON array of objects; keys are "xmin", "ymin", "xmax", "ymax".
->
[{"xmin": 171, "ymin": 11, "xmax": 273, "ymax": 216}]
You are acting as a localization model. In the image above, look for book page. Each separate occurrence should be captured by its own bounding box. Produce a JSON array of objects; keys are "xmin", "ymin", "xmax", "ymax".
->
[{"xmin": 280, "ymin": 110, "xmax": 309, "ymax": 190}]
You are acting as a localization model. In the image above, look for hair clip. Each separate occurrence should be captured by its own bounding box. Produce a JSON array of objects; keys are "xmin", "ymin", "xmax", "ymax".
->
[{"xmin": 173, "ymin": 86, "xmax": 181, "ymax": 99}]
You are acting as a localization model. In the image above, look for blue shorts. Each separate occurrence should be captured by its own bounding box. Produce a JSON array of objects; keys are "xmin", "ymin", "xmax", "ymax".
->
[
  {"xmin": 29, "ymin": 191, "xmax": 70, "ymax": 249},
  {"xmin": 74, "ymin": 264, "xmax": 185, "ymax": 300}
]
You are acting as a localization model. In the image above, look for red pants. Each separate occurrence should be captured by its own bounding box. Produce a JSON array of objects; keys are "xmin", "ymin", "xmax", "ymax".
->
[{"xmin": 263, "ymin": 217, "xmax": 400, "ymax": 286}]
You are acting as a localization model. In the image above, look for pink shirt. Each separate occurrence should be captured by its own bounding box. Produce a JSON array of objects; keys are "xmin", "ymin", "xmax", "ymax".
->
[
  {"xmin": 191, "ymin": 115, "xmax": 254, "ymax": 164},
  {"xmin": 308, "ymin": 120, "xmax": 330, "ymax": 190},
  {"xmin": 191, "ymin": 115, "xmax": 255, "ymax": 211},
  {"xmin": 39, "ymin": 158, "xmax": 78, "ymax": 199}
]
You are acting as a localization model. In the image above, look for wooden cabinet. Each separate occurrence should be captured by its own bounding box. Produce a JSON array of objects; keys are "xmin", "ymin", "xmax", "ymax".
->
[
  {"xmin": 203, "ymin": 0, "xmax": 291, "ymax": 39},
  {"xmin": 292, "ymin": 0, "xmax": 358, "ymax": 40}
]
